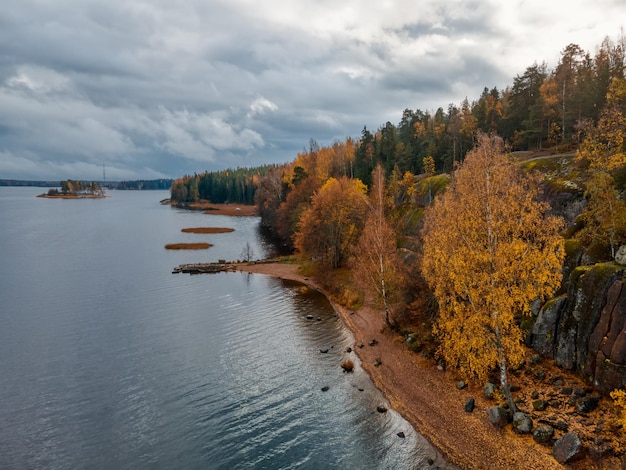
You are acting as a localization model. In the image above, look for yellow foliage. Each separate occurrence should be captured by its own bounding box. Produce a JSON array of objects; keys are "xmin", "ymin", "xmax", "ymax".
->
[
  {"xmin": 611, "ymin": 389, "xmax": 626, "ymax": 426},
  {"xmin": 611, "ymin": 389, "xmax": 626, "ymax": 448},
  {"xmin": 421, "ymin": 134, "xmax": 565, "ymax": 385}
]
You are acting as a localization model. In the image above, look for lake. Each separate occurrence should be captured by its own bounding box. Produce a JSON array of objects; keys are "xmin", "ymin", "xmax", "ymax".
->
[{"xmin": 0, "ymin": 187, "xmax": 448, "ymax": 469}]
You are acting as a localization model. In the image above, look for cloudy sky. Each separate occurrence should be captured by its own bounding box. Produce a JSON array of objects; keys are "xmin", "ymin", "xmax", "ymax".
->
[{"xmin": 0, "ymin": 1, "xmax": 623, "ymax": 181}]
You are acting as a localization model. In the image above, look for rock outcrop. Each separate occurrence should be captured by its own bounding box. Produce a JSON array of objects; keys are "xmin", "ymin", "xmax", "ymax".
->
[{"xmin": 529, "ymin": 262, "xmax": 626, "ymax": 394}]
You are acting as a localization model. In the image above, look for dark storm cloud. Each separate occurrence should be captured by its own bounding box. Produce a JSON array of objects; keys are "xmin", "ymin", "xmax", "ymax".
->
[{"xmin": 0, "ymin": 0, "xmax": 622, "ymax": 180}]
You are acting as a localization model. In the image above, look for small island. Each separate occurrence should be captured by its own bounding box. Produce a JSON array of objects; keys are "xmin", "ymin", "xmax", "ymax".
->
[
  {"xmin": 38, "ymin": 180, "xmax": 106, "ymax": 199},
  {"xmin": 164, "ymin": 243, "xmax": 212, "ymax": 250},
  {"xmin": 181, "ymin": 227, "xmax": 235, "ymax": 234}
]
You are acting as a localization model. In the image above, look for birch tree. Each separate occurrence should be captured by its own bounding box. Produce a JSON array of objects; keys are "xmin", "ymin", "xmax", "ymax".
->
[
  {"xmin": 421, "ymin": 134, "xmax": 564, "ymax": 412},
  {"xmin": 352, "ymin": 165, "xmax": 405, "ymax": 328}
]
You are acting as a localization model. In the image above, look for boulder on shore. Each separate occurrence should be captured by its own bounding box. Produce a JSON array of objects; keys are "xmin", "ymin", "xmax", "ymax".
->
[
  {"xmin": 533, "ymin": 424, "xmax": 554, "ymax": 445},
  {"xmin": 512, "ymin": 412, "xmax": 533, "ymax": 434},
  {"xmin": 487, "ymin": 407, "xmax": 509, "ymax": 428},
  {"xmin": 553, "ymin": 432, "xmax": 584, "ymax": 464}
]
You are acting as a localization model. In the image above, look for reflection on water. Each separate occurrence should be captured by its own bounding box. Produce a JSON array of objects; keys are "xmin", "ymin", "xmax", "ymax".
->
[{"xmin": 0, "ymin": 188, "xmax": 450, "ymax": 469}]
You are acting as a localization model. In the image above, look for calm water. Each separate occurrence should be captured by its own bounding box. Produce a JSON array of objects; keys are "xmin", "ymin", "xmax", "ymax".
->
[{"xmin": 0, "ymin": 187, "xmax": 448, "ymax": 469}]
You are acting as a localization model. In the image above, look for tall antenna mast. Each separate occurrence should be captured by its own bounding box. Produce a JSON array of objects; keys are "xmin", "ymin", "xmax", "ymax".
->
[{"xmin": 102, "ymin": 161, "xmax": 106, "ymax": 187}]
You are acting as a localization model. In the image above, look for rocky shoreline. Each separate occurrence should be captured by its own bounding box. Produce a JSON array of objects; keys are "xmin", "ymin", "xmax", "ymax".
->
[
  {"xmin": 232, "ymin": 262, "xmax": 621, "ymax": 469},
  {"xmin": 172, "ymin": 259, "xmax": 623, "ymax": 468}
]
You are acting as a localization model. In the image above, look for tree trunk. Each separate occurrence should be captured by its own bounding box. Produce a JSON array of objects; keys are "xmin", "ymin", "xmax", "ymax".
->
[{"xmin": 496, "ymin": 328, "xmax": 517, "ymax": 414}]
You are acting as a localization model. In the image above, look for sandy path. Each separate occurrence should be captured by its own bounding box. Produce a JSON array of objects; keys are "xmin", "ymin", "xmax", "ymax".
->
[{"xmin": 237, "ymin": 263, "xmax": 566, "ymax": 469}]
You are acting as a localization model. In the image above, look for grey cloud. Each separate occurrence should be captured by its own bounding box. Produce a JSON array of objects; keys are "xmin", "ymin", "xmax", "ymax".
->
[{"xmin": 0, "ymin": 0, "xmax": 618, "ymax": 180}]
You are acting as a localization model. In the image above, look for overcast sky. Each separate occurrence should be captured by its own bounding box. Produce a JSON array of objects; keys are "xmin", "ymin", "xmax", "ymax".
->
[{"xmin": 0, "ymin": 1, "xmax": 623, "ymax": 181}]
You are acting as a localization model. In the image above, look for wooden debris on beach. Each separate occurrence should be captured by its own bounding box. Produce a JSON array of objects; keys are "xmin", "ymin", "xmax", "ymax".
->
[{"xmin": 172, "ymin": 262, "xmax": 237, "ymax": 274}]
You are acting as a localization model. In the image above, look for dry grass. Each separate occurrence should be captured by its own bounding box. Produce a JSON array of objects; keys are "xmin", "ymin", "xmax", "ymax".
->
[
  {"xmin": 181, "ymin": 227, "xmax": 234, "ymax": 234},
  {"xmin": 164, "ymin": 243, "xmax": 212, "ymax": 250}
]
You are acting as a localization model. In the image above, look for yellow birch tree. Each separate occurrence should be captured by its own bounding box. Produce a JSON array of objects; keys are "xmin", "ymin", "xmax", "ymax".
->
[
  {"xmin": 421, "ymin": 133, "xmax": 564, "ymax": 412},
  {"xmin": 352, "ymin": 165, "xmax": 405, "ymax": 328}
]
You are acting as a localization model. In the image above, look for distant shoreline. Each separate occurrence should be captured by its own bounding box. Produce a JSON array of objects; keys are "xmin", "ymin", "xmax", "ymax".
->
[{"xmin": 37, "ymin": 194, "xmax": 108, "ymax": 199}]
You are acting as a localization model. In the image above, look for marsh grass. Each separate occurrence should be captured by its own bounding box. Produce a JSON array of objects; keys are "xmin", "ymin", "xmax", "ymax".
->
[
  {"xmin": 165, "ymin": 243, "xmax": 212, "ymax": 250},
  {"xmin": 181, "ymin": 227, "xmax": 234, "ymax": 234}
]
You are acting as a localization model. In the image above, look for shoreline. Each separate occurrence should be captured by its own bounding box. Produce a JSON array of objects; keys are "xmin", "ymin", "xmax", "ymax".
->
[{"xmin": 237, "ymin": 262, "xmax": 570, "ymax": 469}]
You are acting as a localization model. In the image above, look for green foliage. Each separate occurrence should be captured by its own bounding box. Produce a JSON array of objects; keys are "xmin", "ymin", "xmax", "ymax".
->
[{"xmin": 170, "ymin": 165, "xmax": 275, "ymax": 204}]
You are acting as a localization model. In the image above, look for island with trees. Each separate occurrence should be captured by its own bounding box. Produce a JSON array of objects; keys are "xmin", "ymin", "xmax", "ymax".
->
[
  {"xmin": 171, "ymin": 33, "xmax": 626, "ymax": 468},
  {"xmin": 38, "ymin": 180, "xmax": 106, "ymax": 199}
]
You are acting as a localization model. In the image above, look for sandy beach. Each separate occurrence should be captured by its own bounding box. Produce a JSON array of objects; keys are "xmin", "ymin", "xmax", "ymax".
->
[{"xmin": 237, "ymin": 262, "xmax": 618, "ymax": 469}]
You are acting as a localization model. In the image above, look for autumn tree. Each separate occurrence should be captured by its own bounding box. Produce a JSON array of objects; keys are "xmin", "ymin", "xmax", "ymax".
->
[
  {"xmin": 295, "ymin": 176, "xmax": 368, "ymax": 270},
  {"xmin": 578, "ymin": 171, "xmax": 626, "ymax": 258},
  {"xmin": 352, "ymin": 165, "xmax": 405, "ymax": 328},
  {"xmin": 577, "ymin": 76, "xmax": 626, "ymax": 171},
  {"xmin": 576, "ymin": 77, "xmax": 626, "ymax": 258},
  {"xmin": 421, "ymin": 134, "xmax": 564, "ymax": 412}
]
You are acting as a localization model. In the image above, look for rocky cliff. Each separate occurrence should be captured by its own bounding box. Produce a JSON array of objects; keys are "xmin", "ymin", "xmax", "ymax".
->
[{"xmin": 529, "ymin": 261, "xmax": 626, "ymax": 394}]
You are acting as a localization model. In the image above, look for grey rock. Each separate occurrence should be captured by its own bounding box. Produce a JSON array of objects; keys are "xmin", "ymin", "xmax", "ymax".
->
[
  {"xmin": 512, "ymin": 411, "xmax": 533, "ymax": 434},
  {"xmin": 532, "ymin": 399, "xmax": 548, "ymax": 411},
  {"xmin": 484, "ymin": 382, "xmax": 496, "ymax": 399},
  {"xmin": 487, "ymin": 407, "xmax": 509, "ymax": 428},
  {"xmin": 577, "ymin": 396, "xmax": 600, "ymax": 413},
  {"xmin": 465, "ymin": 398, "xmax": 475, "ymax": 413},
  {"xmin": 456, "ymin": 381, "xmax": 467, "ymax": 390},
  {"xmin": 533, "ymin": 424, "xmax": 555, "ymax": 445},
  {"xmin": 615, "ymin": 245, "xmax": 626, "ymax": 265},
  {"xmin": 553, "ymin": 432, "xmax": 584, "ymax": 464}
]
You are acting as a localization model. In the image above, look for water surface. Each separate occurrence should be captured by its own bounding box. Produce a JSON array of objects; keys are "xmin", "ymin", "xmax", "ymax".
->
[{"xmin": 0, "ymin": 187, "xmax": 448, "ymax": 469}]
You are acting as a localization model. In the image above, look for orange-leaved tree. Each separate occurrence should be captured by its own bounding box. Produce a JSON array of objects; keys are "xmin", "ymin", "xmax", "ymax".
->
[
  {"xmin": 421, "ymin": 133, "xmax": 564, "ymax": 412},
  {"xmin": 352, "ymin": 165, "xmax": 406, "ymax": 328},
  {"xmin": 295, "ymin": 176, "xmax": 368, "ymax": 270}
]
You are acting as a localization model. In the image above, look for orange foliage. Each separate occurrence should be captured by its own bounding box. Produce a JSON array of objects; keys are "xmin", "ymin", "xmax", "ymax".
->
[
  {"xmin": 295, "ymin": 176, "xmax": 368, "ymax": 270},
  {"xmin": 421, "ymin": 134, "xmax": 564, "ymax": 408}
]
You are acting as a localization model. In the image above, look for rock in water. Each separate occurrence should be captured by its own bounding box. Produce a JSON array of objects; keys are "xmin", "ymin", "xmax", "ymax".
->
[
  {"xmin": 321, "ymin": 386, "xmax": 329, "ymax": 392},
  {"xmin": 397, "ymin": 432, "xmax": 405, "ymax": 438},
  {"xmin": 376, "ymin": 405, "xmax": 388, "ymax": 413},
  {"xmin": 465, "ymin": 398, "xmax": 475, "ymax": 413},
  {"xmin": 553, "ymin": 432, "xmax": 584, "ymax": 464}
]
